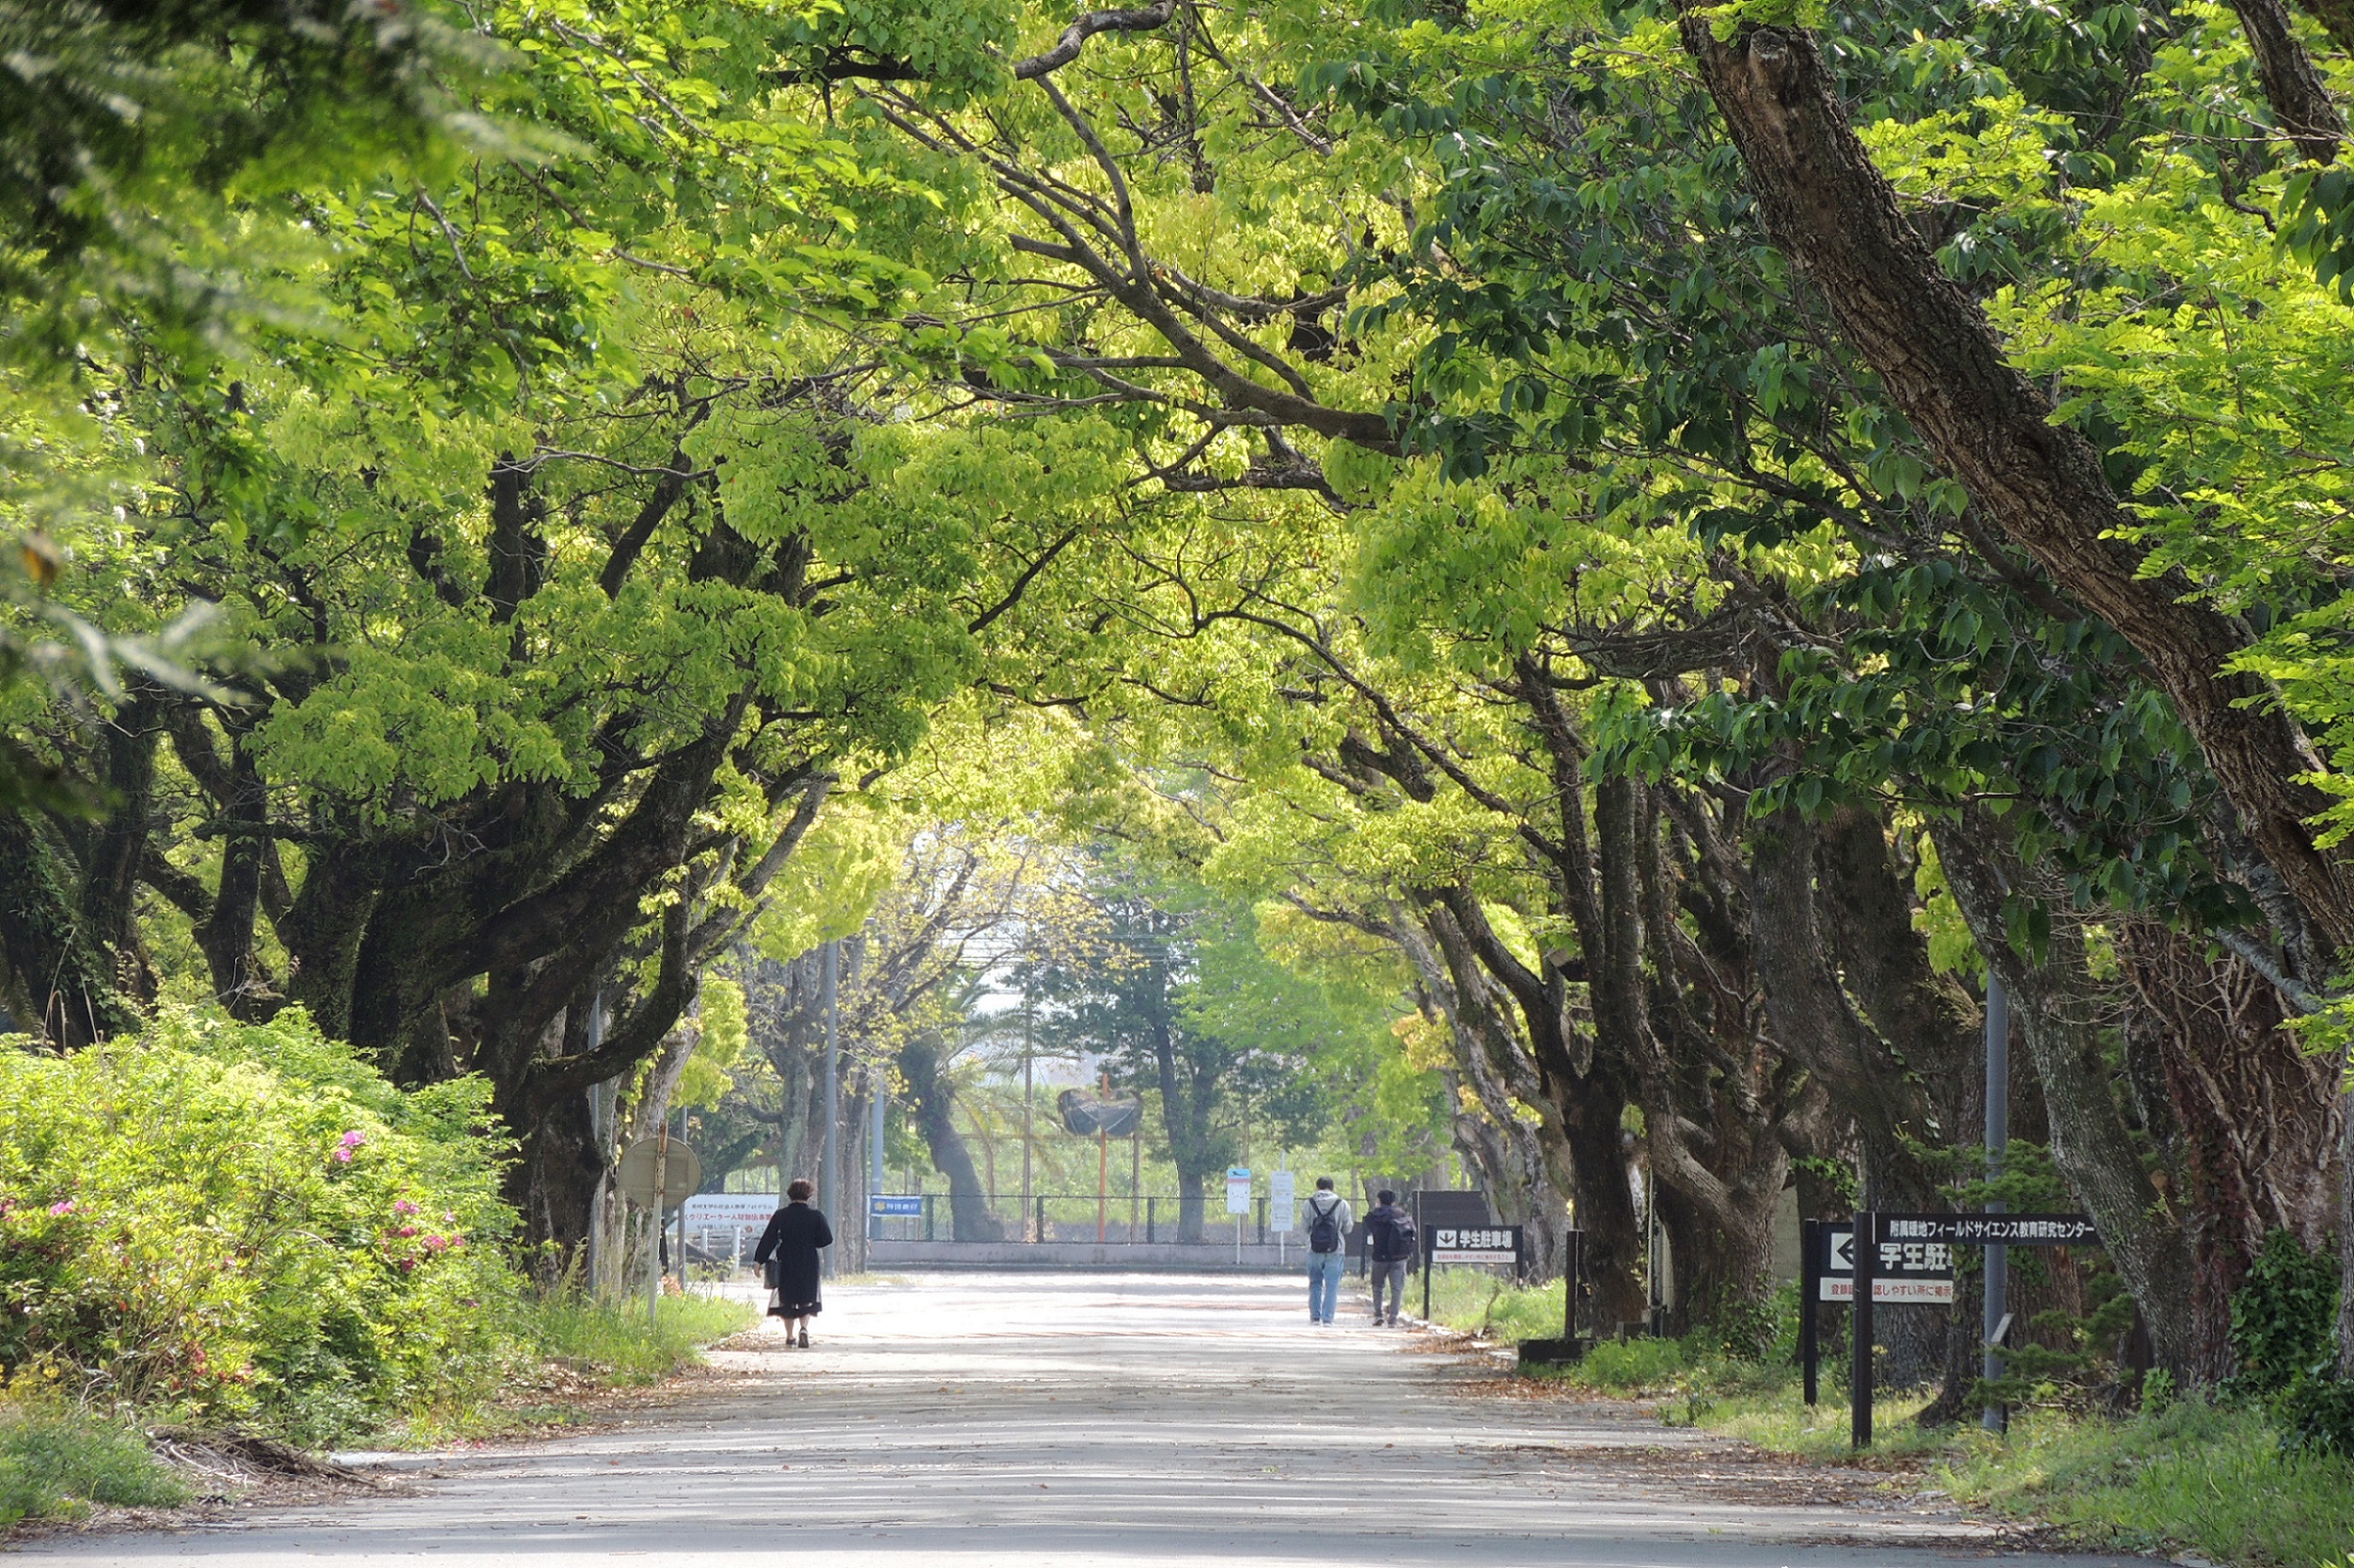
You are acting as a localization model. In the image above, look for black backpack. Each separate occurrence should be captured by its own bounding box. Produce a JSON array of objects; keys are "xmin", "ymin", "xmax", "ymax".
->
[
  {"xmin": 1306, "ymin": 1197, "xmax": 1345, "ymax": 1253},
  {"xmin": 1376, "ymin": 1210, "xmax": 1419, "ymax": 1262}
]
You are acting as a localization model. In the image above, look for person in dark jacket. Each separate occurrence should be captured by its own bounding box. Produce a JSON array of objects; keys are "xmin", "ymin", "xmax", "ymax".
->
[
  {"xmin": 1363, "ymin": 1190, "xmax": 1413, "ymax": 1326},
  {"xmin": 752, "ymin": 1178, "xmax": 833, "ymax": 1348}
]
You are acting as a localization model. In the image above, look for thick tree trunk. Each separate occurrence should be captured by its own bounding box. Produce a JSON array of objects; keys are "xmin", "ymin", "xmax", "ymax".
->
[
  {"xmin": 2118, "ymin": 919, "xmax": 2345, "ymax": 1382},
  {"xmin": 902, "ymin": 1034, "xmax": 1003, "ymax": 1239},
  {"xmin": 1426, "ymin": 888, "xmax": 1649, "ymax": 1323},
  {"xmin": 1148, "ymin": 995, "xmax": 1219, "ymax": 1243},
  {"xmin": 1402, "ymin": 908, "xmax": 1579, "ymax": 1283},
  {"xmin": 0, "ymin": 811, "xmax": 141, "ymax": 1046},
  {"xmin": 1931, "ymin": 809, "xmax": 2198, "ymax": 1377},
  {"xmin": 1675, "ymin": 13, "xmax": 2354, "ymax": 962},
  {"xmin": 1813, "ymin": 806, "xmax": 1985, "ymax": 1417},
  {"xmin": 2294, "ymin": 0, "xmax": 2354, "ymax": 54},
  {"xmin": 2228, "ymin": 0, "xmax": 2346, "ymax": 160},
  {"xmin": 82, "ymin": 692, "xmax": 159, "ymax": 1004},
  {"xmin": 1175, "ymin": 1167, "xmax": 1207, "ymax": 1244}
]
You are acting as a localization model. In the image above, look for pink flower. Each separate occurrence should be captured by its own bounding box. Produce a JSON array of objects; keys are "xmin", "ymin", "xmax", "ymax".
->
[
  {"xmin": 332, "ymin": 1147, "xmax": 355, "ymax": 1164},
  {"xmin": 339, "ymin": 1130, "xmax": 366, "ymax": 1148},
  {"xmin": 48, "ymin": 1200, "xmax": 76, "ymax": 1217},
  {"xmin": 395, "ymin": 1225, "xmax": 418, "ymax": 1237},
  {"xmin": 392, "ymin": 1200, "xmax": 420, "ymax": 1215},
  {"xmin": 422, "ymin": 1235, "xmax": 449, "ymax": 1252}
]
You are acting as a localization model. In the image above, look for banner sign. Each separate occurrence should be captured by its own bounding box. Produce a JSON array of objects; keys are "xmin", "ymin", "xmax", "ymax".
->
[
  {"xmin": 870, "ymin": 1195, "xmax": 924, "ymax": 1217},
  {"xmin": 1430, "ymin": 1226, "xmax": 1523, "ymax": 1266},
  {"xmin": 680, "ymin": 1193, "xmax": 777, "ymax": 1228},
  {"xmin": 1877, "ymin": 1213, "xmax": 2099, "ymax": 1246},
  {"xmin": 1269, "ymin": 1170, "xmax": 1295, "ymax": 1233},
  {"xmin": 1818, "ymin": 1222, "xmax": 1953, "ymax": 1303},
  {"xmin": 1225, "ymin": 1167, "xmax": 1253, "ymax": 1214}
]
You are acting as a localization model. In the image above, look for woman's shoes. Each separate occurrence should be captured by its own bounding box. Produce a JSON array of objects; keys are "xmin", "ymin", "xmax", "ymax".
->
[{"xmin": 797, "ymin": 1329, "xmax": 811, "ymax": 1348}]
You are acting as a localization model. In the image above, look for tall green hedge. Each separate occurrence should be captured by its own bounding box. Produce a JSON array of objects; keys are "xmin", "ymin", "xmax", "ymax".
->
[{"xmin": 0, "ymin": 1009, "xmax": 526, "ymax": 1443}]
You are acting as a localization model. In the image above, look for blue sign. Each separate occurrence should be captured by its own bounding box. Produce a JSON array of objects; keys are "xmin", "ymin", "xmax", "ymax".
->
[{"xmin": 870, "ymin": 1195, "xmax": 924, "ymax": 1217}]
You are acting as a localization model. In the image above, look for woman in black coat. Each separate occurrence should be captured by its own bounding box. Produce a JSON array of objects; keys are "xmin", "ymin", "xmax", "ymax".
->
[{"xmin": 751, "ymin": 1177, "xmax": 832, "ymax": 1347}]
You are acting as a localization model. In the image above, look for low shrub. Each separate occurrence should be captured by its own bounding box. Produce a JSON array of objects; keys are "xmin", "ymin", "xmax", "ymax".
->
[
  {"xmin": 0, "ymin": 1394, "xmax": 186, "ymax": 1527},
  {"xmin": 2229, "ymin": 1231, "xmax": 2339, "ymax": 1397},
  {"xmin": 0, "ymin": 1008, "xmax": 525, "ymax": 1443}
]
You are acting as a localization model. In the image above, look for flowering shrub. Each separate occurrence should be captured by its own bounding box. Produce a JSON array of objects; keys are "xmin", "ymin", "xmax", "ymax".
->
[{"xmin": 0, "ymin": 1008, "xmax": 525, "ymax": 1443}]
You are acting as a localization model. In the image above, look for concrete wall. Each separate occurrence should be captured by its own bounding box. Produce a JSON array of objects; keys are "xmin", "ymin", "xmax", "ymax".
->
[{"xmin": 870, "ymin": 1238, "xmax": 1326, "ymax": 1271}]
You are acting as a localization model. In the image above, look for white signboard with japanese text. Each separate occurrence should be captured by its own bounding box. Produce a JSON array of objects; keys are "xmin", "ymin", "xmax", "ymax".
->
[{"xmin": 1430, "ymin": 1226, "xmax": 1522, "ymax": 1266}]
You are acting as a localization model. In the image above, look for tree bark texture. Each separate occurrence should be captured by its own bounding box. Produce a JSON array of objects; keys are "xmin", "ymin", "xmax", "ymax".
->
[
  {"xmin": 1812, "ymin": 806, "xmax": 1988, "ymax": 1419},
  {"xmin": 1932, "ymin": 808, "xmax": 2198, "ymax": 1377},
  {"xmin": 2117, "ymin": 918, "xmax": 2345, "ymax": 1382},
  {"xmin": 0, "ymin": 810, "xmax": 143, "ymax": 1046},
  {"xmin": 902, "ymin": 1032, "xmax": 1005, "ymax": 1239},
  {"xmin": 2293, "ymin": 0, "xmax": 2354, "ymax": 61},
  {"xmin": 1677, "ymin": 14, "xmax": 2354, "ymax": 961},
  {"xmin": 2226, "ymin": 0, "xmax": 2346, "ymax": 161},
  {"xmin": 1403, "ymin": 905, "xmax": 1580, "ymax": 1283}
]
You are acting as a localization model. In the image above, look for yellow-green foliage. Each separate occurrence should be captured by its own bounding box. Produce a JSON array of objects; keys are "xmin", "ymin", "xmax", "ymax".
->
[
  {"xmin": 675, "ymin": 977, "xmax": 750, "ymax": 1112},
  {"xmin": 0, "ymin": 1009, "xmax": 524, "ymax": 1444}
]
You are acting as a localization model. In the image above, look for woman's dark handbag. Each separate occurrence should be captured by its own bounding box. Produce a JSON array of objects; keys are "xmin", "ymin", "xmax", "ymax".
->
[{"xmin": 763, "ymin": 1256, "xmax": 783, "ymax": 1288}]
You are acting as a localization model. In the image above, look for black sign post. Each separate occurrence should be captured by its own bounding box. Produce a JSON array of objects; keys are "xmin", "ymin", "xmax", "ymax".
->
[
  {"xmin": 1848, "ymin": 1212, "xmax": 2100, "ymax": 1448},
  {"xmin": 1800, "ymin": 1218, "xmax": 1820, "ymax": 1407},
  {"xmin": 1803, "ymin": 1219, "xmax": 1953, "ymax": 1405},
  {"xmin": 1851, "ymin": 1211, "xmax": 1875, "ymax": 1449},
  {"xmin": 1515, "ymin": 1230, "xmax": 1588, "ymax": 1370}
]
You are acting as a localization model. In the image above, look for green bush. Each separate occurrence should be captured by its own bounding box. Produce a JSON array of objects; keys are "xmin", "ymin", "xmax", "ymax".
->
[
  {"xmin": 0, "ymin": 1008, "xmax": 525, "ymax": 1443},
  {"xmin": 1573, "ymin": 1335, "xmax": 1692, "ymax": 1392},
  {"xmin": 0, "ymin": 1396, "xmax": 186, "ymax": 1526},
  {"xmin": 2230, "ymin": 1231, "xmax": 2339, "ymax": 1395}
]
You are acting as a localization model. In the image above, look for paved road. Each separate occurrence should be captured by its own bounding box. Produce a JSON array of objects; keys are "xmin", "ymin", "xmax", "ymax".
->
[{"xmin": 23, "ymin": 1273, "xmax": 2138, "ymax": 1567}]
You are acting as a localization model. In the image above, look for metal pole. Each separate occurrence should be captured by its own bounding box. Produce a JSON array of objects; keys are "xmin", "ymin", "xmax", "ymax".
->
[
  {"xmin": 649, "ymin": 1125, "xmax": 668, "ymax": 1329},
  {"xmin": 1851, "ymin": 1210, "xmax": 1876, "ymax": 1449},
  {"xmin": 870, "ymin": 1073, "xmax": 887, "ymax": 1243},
  {"xmin": 1021, "ymin": 986, "xmax": 1035, "ymax": 1242},
  {"xmin": 1420, "ymin": 1189, "xmax": 1431, "ymax": 1322},
  {"xmin": 1983, "ymin": 973, "xmax": 2011, "ymax": 1433},
  {"xmin": 821, "ymin": 940, "xmax": 841, "ymax": 1278},
  {"xmin": 1130, "ymin": 1130, "xmax": 1140, "ymax": 1244},
  {"xmin": 674, "ymin": 1104, "xmax": 689, "ymax": 1293}
]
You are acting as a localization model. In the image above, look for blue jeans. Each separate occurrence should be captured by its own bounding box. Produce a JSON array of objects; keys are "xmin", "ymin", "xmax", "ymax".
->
[{"xmin": 1306, "ymin": 1251, "xmax": 1345, "ymax": 1321}]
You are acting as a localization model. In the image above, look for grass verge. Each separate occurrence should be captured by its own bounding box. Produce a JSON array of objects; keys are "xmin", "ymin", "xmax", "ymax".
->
[
  {"xmin": 519, "ymin": 1289, "xmax": 758, "ymax": 1384},
  {"xmin": 0, "ymin": 1397, "xmax": 187, "ymax": 1529},
  {"xmin": 1445, "ymin": 1272, "xmax": 2354, "ymax": 1565},
  {"xmin": 356, "ymin": 1288, "xmax": 759, "ymax": 1447},
  {"xmin": 1939, "ymin": 1397, "xmax": 2354, "ymax": 1567}
]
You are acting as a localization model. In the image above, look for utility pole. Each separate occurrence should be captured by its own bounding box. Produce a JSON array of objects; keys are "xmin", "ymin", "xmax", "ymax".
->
[
  {"xmin": 870, "ymin": 1067, "xmax": 886, "ymax": 1241},
  {"xmin": 1982, "ymin": 972, "xmax": 2010, "ymax": 1433},
  {"xmin": 821, "ymin": 939, "xmax": 841, "ymax": 1278},
  {"xmin": 1021, "ymin": 981, "xmax": 1035, "ymax": 1241}
]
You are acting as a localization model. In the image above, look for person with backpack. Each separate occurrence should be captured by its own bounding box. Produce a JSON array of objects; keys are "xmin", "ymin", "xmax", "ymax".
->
[
  {"xmin": 1301, "ymin": 1177, "xmax": 1353, "ymax": 1325},
  {"xmin": 1363, "ymin": 1189, "xmax": 1418, "ymax": 1326}
]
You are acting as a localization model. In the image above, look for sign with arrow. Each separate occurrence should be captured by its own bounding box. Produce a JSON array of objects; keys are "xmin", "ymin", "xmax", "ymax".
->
[{"xmin": 1817, "ymin": 1221, "xmax": 1953, "ymax": 1302}]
